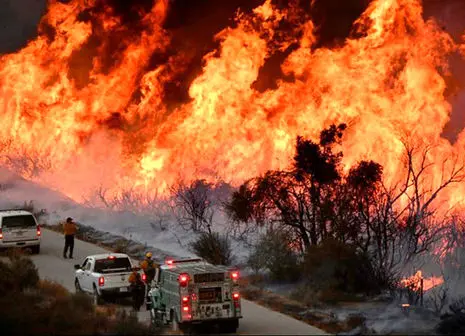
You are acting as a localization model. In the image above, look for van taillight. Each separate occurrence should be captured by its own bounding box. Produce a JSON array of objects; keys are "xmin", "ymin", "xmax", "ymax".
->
[
  {"xmin": 142, "ymin": 273, "xmax": 147, "ymax": 282},
  {"xmin": 36, "ymin": 225, "xmax": 41, "ymax": 237},
  {"xmin": 98, "ymin": 276, "xmax": 104, "ymax": 286},
  {"xmin": 0, "ymin": 228, "xmax": 3, "ymax": 240}
]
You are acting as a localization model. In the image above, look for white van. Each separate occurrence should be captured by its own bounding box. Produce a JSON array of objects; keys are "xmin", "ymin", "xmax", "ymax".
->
[{"xmin": 0, "ymin": 210, "xmax": 41, "ymax": 254}]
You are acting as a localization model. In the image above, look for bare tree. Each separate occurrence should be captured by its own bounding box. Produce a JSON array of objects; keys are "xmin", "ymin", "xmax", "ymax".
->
[
  {"xmin": 84, "ymin": 185, "xmax": 166, "ymax": 216},
  {"xmin": 426, "ymin": 269, "xmax": 449, "ymax": 315},
  {"xmin": 0, "ymin": 144, "xmax": 52, "ymax": 178},
  {"xmin": 401, "ymin": 143, "xmax": 465, "ymax": 258},
  {"xmin": 170, "ymin": 179, "xmax": 217, "ymax": 234}
]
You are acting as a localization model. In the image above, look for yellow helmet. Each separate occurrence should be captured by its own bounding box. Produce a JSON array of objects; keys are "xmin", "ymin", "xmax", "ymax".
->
[{"xmin": 145, "ymin": 252, "xmax": 153, "ymax": 259}]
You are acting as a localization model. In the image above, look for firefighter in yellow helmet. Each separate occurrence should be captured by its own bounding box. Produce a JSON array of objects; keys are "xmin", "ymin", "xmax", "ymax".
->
[{"xmin": 140, "ymin": 252, "xmax": 157, "ymax": 284}]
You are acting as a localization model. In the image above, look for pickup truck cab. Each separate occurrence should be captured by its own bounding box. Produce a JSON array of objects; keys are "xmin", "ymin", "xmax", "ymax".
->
[
  {"xmin": 74, "ymin": 253, "xmax": 138, "ymax": 305},
  {"xmin": 0, "ymin": 209, "xmax": 41, "ymax": 254}
]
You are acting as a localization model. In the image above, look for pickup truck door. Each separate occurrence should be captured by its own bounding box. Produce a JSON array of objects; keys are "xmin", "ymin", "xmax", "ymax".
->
[
  {"xmin": 81, "ymin": 258, "xmax": 94, "ymax": 292},
  {"xmin": 76, "ymin": 258, "xmax": 89, "ymax": 291}
]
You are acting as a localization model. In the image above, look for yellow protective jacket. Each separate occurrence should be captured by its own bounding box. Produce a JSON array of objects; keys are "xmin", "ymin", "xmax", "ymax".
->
[
  {"xmin": 140, "ymin": 259, "xmax": 158, "ymax": 272},
  {"xmin": 63, "ymin": 222, "xmax": 77, "ymax": 236}
]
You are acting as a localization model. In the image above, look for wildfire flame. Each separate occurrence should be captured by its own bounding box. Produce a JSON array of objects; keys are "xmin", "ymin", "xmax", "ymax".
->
[
  {"xmin": 401, "ymin": 270, "xmax": 444, "ymax": 292},
  {"xmin": 1, "ymin": 0, "xmax": 465, "ymax": 204}
]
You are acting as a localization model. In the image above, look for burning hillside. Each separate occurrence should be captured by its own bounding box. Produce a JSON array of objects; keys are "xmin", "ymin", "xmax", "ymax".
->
[{"xmin": 1, "ymin": 0, "xmax": 465, "ymax": 205}]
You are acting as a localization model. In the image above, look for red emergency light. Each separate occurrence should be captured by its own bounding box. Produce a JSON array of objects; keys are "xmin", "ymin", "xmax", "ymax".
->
[
  {"xmin": 179, "ymin": 273, "xmax": 189, "ymax": 287},
  {"xmin": 231, "ymin": 271, "xmax": 239, "ymax": 280}
]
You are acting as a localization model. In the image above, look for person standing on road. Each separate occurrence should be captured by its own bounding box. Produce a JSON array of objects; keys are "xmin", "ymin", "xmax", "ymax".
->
[
  {"xmin": 63, "ymin": 217, "xmax": 77, "ymax": 259},
  {"xmin": 140, "ymin": 252, "xmax": 157, "ymax": 284},
  {"xmin": 140, "ymin": 251, "xmax": 157, "ymax": 307},
  {"xmin": 129, "ymin": 268, "xmax": 145, "ymax": 311}
]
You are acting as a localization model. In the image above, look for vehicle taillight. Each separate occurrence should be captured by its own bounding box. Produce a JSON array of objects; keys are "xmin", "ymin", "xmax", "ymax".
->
[
  {"xmin": 107, "ymin": 255, "xmax": 115, "ymax": 259},
  {"xmin": 231, "ymin": 271, "xmax": 239, "ymax": 280},
  {"xmin": 36, "ymin": 225, "xmax": 41, "ymax": 237},
  {"xmin": 166, "ymin": 259, "xmax": 174, "ymax": 265},
  {"xmin": 179, "ymin": 273, "xmax": 189, "ymax": 287},
  {"xmin": 142, "ymin": 273, "xmax": 147, "ymax": 282},
  {"xmin": 98, "ymin": 276, "xmax": 104, "ymax": 286},
  {"xmin": 0, "ymin": 228, "xmax": 3, "ymax": 240},
  {"xmin": 181, "ymin": 295, "xmax": 191, "ymax": 320},
  {"xmin": 233, "ymin": 292, "xmax": 240, "ymax": 308}
]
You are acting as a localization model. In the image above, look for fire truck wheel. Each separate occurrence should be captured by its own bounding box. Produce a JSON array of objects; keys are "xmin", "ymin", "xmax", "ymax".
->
[
  {"xmin": 171, "ymin": 310, "xmax": 180, "ymax": 332},
  {"xmin": 220, "ymin": 319, "xmax": 239, "ymax": 333}
]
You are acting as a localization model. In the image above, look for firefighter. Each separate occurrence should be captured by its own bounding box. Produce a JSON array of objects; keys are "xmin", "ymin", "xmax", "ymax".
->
[
  {"xmin": 63, "ymin": 217, "xmax": 77, "ymax": 259},
  {"xmin": 128, "ymin": 268, "xmax": 145, "ymax": 311},
  {"xmin": 140, "ymin": 252, "xmax": 156, "ymax": 284}
]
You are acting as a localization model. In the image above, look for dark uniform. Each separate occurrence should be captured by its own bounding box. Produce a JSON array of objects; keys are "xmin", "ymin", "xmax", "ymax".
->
[
  {"xmin": 63, "ymin": 217, "xmax": 77, "ymax": 259},
  {"xmin": 128, "ymin": 271, "xmax": 145, "ymax": 311}
]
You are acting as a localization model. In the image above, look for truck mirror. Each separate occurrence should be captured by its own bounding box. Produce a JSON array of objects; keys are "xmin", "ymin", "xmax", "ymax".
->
[{"xmin": 74, "ymin": 264, "xmax": 81, "ymax": 270}]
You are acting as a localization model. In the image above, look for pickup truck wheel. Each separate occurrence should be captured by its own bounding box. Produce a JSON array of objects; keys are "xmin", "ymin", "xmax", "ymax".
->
[
  {"xmin": 93, "ymin": 287, "xmax": 104, "ymax": 305},
  {"xmin": 74, "ymin": 279, "xmax": 82, "ymax": 293}
]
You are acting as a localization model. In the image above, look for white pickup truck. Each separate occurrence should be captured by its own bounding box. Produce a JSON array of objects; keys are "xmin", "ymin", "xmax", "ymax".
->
[{"xmin": 74, "ymin": 253, "xmax": 139, "ymax": 305}]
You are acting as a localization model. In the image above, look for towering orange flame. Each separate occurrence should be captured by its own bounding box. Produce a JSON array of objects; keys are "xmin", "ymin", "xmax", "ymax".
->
[{"xmin": 0, "ymin": 0, "xmax": 465, "ymax": 205}]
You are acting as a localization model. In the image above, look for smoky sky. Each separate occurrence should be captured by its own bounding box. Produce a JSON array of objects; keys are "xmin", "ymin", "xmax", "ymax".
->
[{"xmin": 1, "ymin": 0, "xmax": 465, "ymax": 140}]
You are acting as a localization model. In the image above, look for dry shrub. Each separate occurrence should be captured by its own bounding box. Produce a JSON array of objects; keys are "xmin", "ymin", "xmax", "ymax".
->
[
  {"xmin": 113, "ymin": 238, "xmax": 130, "ymax": 253},
  {"xmin": 190, "ymin": 232, "xmax": 233, "ymax": 266},
  {"xmin": 248, "ymin": 230, "xmax": 301, "ymax": 282},
  {"xmin": 110, "ymin": 310, "xmax": 153, "ymax": 335},
  {"xmin": 9, "ymin": 255, "xmax": 40, "ymax": 291},
  {"xmin": 38, "ymin": 279, "xmax": 70, "ymax": 299},
  {"xmin": 304, "ymin": 238, "xmax": 380, "ymax": 301},
  {"xmin": 0, "ymin": 255, "xmax": 40, "ymax": 293},
  {"xmin": 0, "ymin": 260, "xmax": 16, "ymax": 295}
]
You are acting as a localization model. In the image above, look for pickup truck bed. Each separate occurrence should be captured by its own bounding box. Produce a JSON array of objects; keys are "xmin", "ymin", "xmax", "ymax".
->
[{"xmin": 74, "ymin": 253, "xmax": 140, "ymax": 304}]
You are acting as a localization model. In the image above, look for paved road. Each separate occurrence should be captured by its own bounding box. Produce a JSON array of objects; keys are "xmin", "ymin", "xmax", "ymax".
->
[{"xmin": 29, "ymin": 229, "xmax": 327, "ymax": 335}]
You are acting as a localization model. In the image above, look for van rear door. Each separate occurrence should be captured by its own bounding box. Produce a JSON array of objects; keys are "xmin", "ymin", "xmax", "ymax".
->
[{"xmin": 1, "ymin": 215, "xmax": 38, "ymax": 242}]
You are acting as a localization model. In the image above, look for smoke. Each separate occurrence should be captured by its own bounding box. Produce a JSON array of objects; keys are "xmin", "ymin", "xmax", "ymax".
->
[
  {"xmin": 0, "ymin": 0, "xmax": 47, "ymax": 53},
  {"xmin": 422, "ymin": 0, "xmax": 465, "ymax": 143}
]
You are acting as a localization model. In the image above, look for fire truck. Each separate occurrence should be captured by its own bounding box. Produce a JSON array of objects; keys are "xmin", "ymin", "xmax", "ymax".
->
[{"xmin": 147, "ymin": 257, "xmax": 242, "ymax": 333}]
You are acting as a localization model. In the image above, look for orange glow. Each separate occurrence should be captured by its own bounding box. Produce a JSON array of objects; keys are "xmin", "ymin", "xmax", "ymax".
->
[
  {"xmin": 0, "ymin": 0, "xmax": 465, "ymax": 210},
  {"xmin": 401, "ymin": 270, "xmax": 444, "ymax": 292}
]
